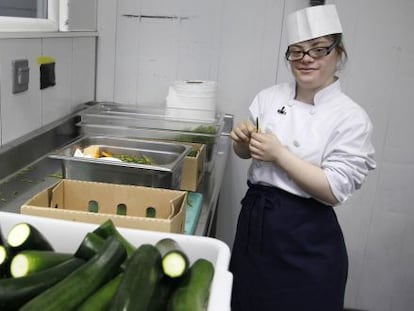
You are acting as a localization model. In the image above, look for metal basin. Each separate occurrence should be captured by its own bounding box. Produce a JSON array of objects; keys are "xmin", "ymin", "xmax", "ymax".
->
[{"xmin": 49, "ymin": 136, "xmax": 191, "ymax": 189}]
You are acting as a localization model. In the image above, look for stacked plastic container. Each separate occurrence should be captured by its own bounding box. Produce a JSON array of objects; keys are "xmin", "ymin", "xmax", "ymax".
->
[{"xmin": 165, "ymin": 80, "xmax": 218, "ymax": 122}]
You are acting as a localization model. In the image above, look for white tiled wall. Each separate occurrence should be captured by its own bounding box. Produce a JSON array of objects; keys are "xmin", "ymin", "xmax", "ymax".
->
[
  {"xmin": 0, "ymin": 39, "xmax": 42, "ymax": 144},
  {"xmin": 0, "ymin": 35, "xmax": 96, "ymax": 146}
]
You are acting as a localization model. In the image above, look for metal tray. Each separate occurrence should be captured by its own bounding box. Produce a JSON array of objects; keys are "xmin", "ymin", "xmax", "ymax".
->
[
  {"xmin": 76, "ymin": 122, "xmax": 219, "ymax": 171},
  {"xmin": 48, "ymin": 136, "xmax": 191, "ymax": 189}
]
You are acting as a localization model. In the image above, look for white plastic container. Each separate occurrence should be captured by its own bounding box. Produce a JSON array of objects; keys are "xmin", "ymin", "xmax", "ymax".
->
[
  {"xmin": 0, "ymin": 211, "xmax": 232, "ymax": 311},
  {"xmin": 166, "ymin": 80, "xmax": 217, "ymax": 121}
]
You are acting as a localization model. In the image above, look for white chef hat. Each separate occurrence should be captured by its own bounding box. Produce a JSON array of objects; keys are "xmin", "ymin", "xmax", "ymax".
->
[{"xmin": 286, "ymin": 4, "xmax": 343, "ymax": 45}]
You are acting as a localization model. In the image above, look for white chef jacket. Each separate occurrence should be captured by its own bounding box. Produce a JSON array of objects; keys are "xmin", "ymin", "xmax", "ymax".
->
[{"xmin": 247, "ymin": 79, "xmax": 376, "ymax": 204}]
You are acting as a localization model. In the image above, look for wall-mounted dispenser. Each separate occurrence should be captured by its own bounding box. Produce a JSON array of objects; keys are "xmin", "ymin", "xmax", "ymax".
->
[{"xmin": 37, "ymin": 56, "xmax": 56, "ymax": 89}]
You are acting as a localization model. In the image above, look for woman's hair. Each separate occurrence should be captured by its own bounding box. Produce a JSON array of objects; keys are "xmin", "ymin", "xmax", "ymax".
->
[{"xmin": 331, "ymin": 33, "xmax": 348, "ymax": 65}]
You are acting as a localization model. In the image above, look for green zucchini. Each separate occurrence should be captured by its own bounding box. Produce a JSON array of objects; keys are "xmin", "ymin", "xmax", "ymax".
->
[
  {"xmin": 108, "ymin": 244, "xmax": 163, "ymax": 311},
  {"xmin": 74, "ymin": 232, "xmax": 106, "ymax": 260},
  {"xmin": 155, "ymin": 238, "xmax": 189, "ymax": 278},
  {"xmin": 168, "ymin": 258, "xmax": 215, "ymax": 311},
  {"xmin": 148, "ymin": 275, "xmax": 180, "ymax": 311},
  {"xmin": 0, "ymin": 257, "xmax": 84, "ymax": 310},
  {"xmin": 0, "ymin": 245, "xmax": 11, "ymax": 278},
  {"xmin": 7, "ymin": 223, "xmax": 53, "ymax": 252},
  {"xmin": 93, "ymin": 219, "xmax": 135, "ymax": 256},
  {"xmin": 20, "ymin": 236, "xmax": 126, "ymax": 311},
  {"xmin": 77, "ymin": 273, "xmax": 123, "ymax": 311},
  {"xmin": 0, "ymin": 227, "xmax": 7, "ymax": 277},
  {"xmin": 10, "ymin": 250, "xmax": 74, "ymax": 278},
  {"xmin": 0, "ymin": 225, "xmax": 5, "ymax": 246}
]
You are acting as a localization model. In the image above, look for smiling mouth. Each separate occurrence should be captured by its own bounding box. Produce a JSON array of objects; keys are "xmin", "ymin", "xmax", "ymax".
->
[{"xmin": 297, "ymin": 67, "xmax": 317, "ymax": 73}]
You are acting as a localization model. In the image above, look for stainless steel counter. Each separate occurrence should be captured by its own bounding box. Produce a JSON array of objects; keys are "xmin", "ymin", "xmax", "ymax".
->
[{"xmin": 0, "ymin": 104, "xmax": 232, "ymax": 237}]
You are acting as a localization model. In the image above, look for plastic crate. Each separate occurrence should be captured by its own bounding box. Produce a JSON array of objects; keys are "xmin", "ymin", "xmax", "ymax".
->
[{"xmin": 0, "ymin": 211, "xmax": 232, "ymax": 311}]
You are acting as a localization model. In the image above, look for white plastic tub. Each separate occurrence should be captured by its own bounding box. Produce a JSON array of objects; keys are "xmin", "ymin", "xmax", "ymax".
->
[{"xmin": 0, "ymin": 211, "xmax": 233, "ymax": 311}]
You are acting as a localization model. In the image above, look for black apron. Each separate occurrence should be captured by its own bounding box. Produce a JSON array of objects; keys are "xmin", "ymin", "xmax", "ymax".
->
[{"xmin": 230, "ymin": 182, "xmax": 348, "ymax": 311}]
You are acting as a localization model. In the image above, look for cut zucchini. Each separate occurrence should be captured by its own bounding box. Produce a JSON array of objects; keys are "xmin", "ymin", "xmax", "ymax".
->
[
  {"xmin": 7, "ymin": 223, "xmax": 53, "ymax": 252},
  {"xmin": 93, "ymin": 219, "xmax": 135, "ymax": 257},
  {"xmin": 20, "ymin": 236, "xmax": 126, "ymax": 311},
  {"xmin": 77, "ymin": 273, "xmax": 123, "ymax": 311},
  {"xmin": 74, "ymin": 232, "xmax": 106, "ymax": 260},
  {"xmin": 0, "ymin": 245, "xmax": 11, "ymax": 278},
  {"xmin": 10, "ymin": 250, "xmax": 73, "ymax": 278},
  {"xmin": 0, "ymin": 257, "xmax": 84, "ymax": 310},
  {"xmin": 0, "ymin": 226, "xmax": 5, "ymax": 246},
  {"xmin": 168, "ymin": 258, "xmax": 215, "ymax": 311},
  {"xmin": 156, "ymin": 238, "xmax": 189, "ymax": 278},
  {"xmin": 148, "ymin": 275, "xmax": 179, "ymax": 311},
  {"xmin": 0, "ymin": 246, "xmax": 7, "ymax": 265},
  {"xmin": 108, "ymin": 244, "xmax": 163, "ymax": 311}
]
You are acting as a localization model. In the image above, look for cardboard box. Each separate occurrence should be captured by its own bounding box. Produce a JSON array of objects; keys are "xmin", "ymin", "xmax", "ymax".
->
[
  {"xmin": 180, "ymin": 143, "xmax": 206, "ymax": 191},
  {"xmin": 0, "ymin": 211, "xmax": 233, "ymax": 311},
  {"xmin": 20, "ymin": 179, "xmax": 187, "ymax": 233}
]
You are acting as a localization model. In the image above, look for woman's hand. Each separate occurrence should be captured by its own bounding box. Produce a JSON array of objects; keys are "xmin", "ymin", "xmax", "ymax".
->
[
  {"xmin": 230, "ymin": 120, "xmax": 256, "ymax": 159},
  {"xmin": 230, "ymin": 120, "xmax": 256, "ymax": 143},
  {"xmin": 250, "ymin": 132, "xmax": 338, "ymax": 205},
  {"xmin": 249, "ymin": 132, "xmax": 284, "ymax": 163}
]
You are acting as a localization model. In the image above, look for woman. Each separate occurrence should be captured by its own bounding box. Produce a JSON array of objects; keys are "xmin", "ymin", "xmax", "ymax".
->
[{"xmin": 229, "ymin": 4, "xmax": 376, "ymax": 311}]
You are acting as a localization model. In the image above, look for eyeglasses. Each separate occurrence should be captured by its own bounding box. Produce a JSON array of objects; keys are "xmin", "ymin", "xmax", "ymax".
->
[{"xmin": 285, "ymin": 39, "xmax": 339, "ymax": 61}]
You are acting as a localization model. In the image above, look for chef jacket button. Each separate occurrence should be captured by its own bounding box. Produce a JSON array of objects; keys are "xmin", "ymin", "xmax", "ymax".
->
[{"xmin": 293, "ymin": 140, "xmax": 300, "ymax": 147}]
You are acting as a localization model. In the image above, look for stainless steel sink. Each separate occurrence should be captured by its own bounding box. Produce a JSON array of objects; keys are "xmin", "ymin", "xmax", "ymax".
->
[{"xmin": 0, "ymin": 106, "xmax": 87, "ymax": 213}]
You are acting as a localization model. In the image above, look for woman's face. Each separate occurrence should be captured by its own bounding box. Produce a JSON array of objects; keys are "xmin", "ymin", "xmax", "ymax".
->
[{"xmin": 288, "ymin": 36, "xmax": 340, "ymax": 92}]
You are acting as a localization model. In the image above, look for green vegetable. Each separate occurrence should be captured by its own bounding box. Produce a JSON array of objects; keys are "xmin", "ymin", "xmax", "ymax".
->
[
  {"xmin": 7, "ymin": 223, "xmax": 54, "ymax": 252},
  {"xmin": 148, "ymin": 275, "xmax": 180, "ymax": 311},
  {"xmin": 93, "ymin": 219, "xmax": 136, "ymax": 257},
  {"xmin": 20, "ymin": 236, "xmax": 126, "ymax": 311},
  {"xmin": 187, "ymin": 149, "xmax": 199, "ymax": 157},
  {"xmin": 155, "ymin": 238, "xmax": 189, "ymax": 278},
  {"xmin": 0, "ymin": 245, "xmax": 11, "ymax": 278},
  {"xmin": 77, "ymin": 273, "xmax": 123, "ymax": 311},
  {"xmin": 113, "ymin": 153, "xmax": 155, "ymax": 165},
  {"xmin": 168, "ymin": 258, "xmax": 215, "ymax": 311},
  {"xmin": 108, "ymin": 244, "xmax": 163, "ymax": 311},
  {"xmin": 0, "ymin": 258, "xmax": 84, "ymax": 310},
  {"xmin": 0, "ymin": 225, "xmax": 5, "ymax": 246},
  {"xmin": 74, "ymin": 232, "xmax": 106, "ymax": 260},
  {"xmin": 177, "ymin": 125, "xmax": 217, "ymax": 161},
  {"xmin": 10, "ymin": 250, "xmax": 73, "ymax": 278}
]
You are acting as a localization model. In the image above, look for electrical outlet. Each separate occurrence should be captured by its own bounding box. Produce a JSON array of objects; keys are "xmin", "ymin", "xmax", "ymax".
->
[{"xmin": 12, "ymin": 59, "xmax": 29, "ymax": 94}]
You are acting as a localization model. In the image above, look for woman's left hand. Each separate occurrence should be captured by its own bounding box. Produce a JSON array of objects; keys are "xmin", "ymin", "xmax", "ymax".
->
[
  {"xmin": 250, "ymin": 131, "xmax": 338, "ymax": 205},
  {"xmin": 249, "ymin": 132, "xmax": 284, "ymax": 163}
]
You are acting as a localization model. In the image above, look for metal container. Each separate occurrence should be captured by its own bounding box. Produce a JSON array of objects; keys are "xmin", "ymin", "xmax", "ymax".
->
[
  {"xmin": 80, "ymin": 102, "xmax": 224, "ymax": 133},
  {"xmin": 76, "ymin": 122, "xmax": 219, "ymax": 172},
  {"xmin": 48, "ymin": 136, "xmax": 191, "ymax": 189}
]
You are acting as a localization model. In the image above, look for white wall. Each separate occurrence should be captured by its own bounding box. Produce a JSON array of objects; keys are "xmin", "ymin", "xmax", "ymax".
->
[{"xmin": 0, "ymin": 35, "xmax": 96, "ymax": 145}]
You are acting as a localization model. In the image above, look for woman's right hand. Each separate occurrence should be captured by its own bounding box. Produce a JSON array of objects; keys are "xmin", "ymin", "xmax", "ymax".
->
[
  {"xmin": 230, "ymin": 120, "xmax": 256, "ymax": 159},
  {"xmin": 230, "ymin": 120, "xmax": 256, "ymax": 143}
]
